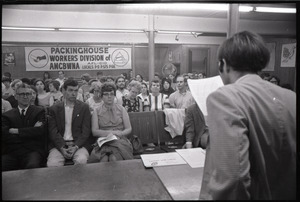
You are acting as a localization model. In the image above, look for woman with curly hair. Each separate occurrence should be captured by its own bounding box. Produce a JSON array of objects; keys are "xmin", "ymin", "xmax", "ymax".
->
[{"xmin": 122, "ymin": 80, "xmax": 143, "ymax": 112}]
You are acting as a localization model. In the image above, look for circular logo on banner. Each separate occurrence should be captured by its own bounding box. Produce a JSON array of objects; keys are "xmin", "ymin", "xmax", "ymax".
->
[
  {"xmin": 28, "ymin": 49, "xmax": 49, "ymax": 68},
  {"xmin": 112, "ymin": 49, "xmax": 129, "ymax": 67}
]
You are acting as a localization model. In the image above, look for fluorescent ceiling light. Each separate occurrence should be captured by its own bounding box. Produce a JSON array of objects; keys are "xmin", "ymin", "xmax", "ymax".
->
[
  {"xmin": 255, "ymin": 7, "xmax": 296, "ymax": 13},
  {"xmin": 58, "ymin": 28, "xmax": 144, "ymax": 33},
  {"xmin": 157, "ymin": 30, "xmax": 203, "ymax": 38},
  {"xmin": 2, "ymin": 26, "xmax": 56, "ymax": 31},
  {"xmin": 239, "ymin": 6, "xmax": 253, "ymax": 12},
  {"xmin": 157, "ymin": 30, "xmax": 192, "ymax": 34},
  {"xmin": 127, "ymin": 3, "xmax": 229, "ymax": 11}
]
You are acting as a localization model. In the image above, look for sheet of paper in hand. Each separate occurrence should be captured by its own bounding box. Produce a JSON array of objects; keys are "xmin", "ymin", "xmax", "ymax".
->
[
  {"xmin": 97, "ymin": 133, "xmax": 118, "ymax": 148},
  {"xmin": 187, "ymin": 76, "xmax": 224, "ymax": 116}
]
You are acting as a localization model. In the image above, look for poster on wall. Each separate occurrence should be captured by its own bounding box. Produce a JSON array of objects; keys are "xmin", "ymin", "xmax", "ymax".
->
[
  {"xmin": 25, "ymin": 47, "xmax": 132, "ymax": 71},
  {"xmin": 280, "ymin": 43, "xmax": 296, "ymax": 67},
  {"xmin": 3, "ymin": 52, "xmax": 16, "ymax": 66},
  {"xmin": 262, "ymin": 43, "xmax": 275, "ymax": 71}
]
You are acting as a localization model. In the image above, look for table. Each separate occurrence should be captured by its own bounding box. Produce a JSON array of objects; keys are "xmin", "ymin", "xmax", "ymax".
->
[
  {"xmin": 154, "ymin": 164, "xmax": 204, "ymax": 200},
  {"xmin": 2, "ymin": 159, "xmax": 172, "ymax": 200}
]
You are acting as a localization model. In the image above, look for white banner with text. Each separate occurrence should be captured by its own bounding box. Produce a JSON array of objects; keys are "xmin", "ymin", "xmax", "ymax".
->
[{"xmin": 25, "ymin": 47, "xmax": 132, "ymax": 71}]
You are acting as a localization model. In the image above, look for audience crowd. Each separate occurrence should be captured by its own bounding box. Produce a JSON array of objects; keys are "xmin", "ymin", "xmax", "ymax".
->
[{"xmin": 1, "ymin": 68, "xmax": 294, "ymax": 171}]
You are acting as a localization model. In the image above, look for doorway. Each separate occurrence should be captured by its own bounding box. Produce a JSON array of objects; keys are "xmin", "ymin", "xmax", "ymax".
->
[{"xmin": 188, "ymin": 48, "xmax": 209, "ymax": 76}]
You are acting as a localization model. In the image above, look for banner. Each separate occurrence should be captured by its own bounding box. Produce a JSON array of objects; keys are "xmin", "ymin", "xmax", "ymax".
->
[{"xmin": 25, "ymin": 47, "xmax": 132, "ymax": 71}]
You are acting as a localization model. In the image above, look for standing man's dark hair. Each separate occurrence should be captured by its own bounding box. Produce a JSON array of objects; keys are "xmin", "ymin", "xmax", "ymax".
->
[
  {"xmin": 217, "ymin": 30, "xmax": 270, "ymax": 73},
  {"xmin": 200, "ymin": 31, "xmax": 296, "ymax": 200}
]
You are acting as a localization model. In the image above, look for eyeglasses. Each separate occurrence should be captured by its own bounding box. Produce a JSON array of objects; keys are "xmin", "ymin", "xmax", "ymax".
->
[
  {"xmin": 17, "ymin": 93, "xmax": 32, "ymax": 97},
  {"xmin": 102, "ymin": 92, "xmax": 115, "ymax": 97}
]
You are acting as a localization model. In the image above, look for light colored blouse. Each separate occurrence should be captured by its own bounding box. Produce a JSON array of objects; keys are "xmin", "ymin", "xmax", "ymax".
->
[
  {"xmin": 86, "ymin": 96, "xmax": 103, "ymax": 113},
  {"xmin": 2, "ymin": 98, "xmax": 12, "ymax": 113},
  {"xmin": 95, "ymin": 102, "xmax": 126, "ymax": 131},
  {"xmin": 37, "ymin": 92, "xmax": 53, "ymax": 107}
]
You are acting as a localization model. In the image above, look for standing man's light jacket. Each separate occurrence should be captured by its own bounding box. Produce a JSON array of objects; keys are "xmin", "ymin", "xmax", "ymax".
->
[{"xmin": 200, "ymin": 74, "xmax": 296, "ymax": 200}]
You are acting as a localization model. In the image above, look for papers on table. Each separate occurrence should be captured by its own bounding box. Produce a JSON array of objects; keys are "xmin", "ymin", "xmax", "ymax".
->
[
  {"xmin": 188, "ymin": 76, "xmax": 224, "ymax": 116},
  {"xmin": 140, "ymin": 152, "xmax": 187, "ymax": 168},
  {"xmin": 176, "ymin": 148, "xmax": 206, "ymax": 168},
  {"xmin": 140, "ymin": 148, "xmax": 206, "ymax": 168}
]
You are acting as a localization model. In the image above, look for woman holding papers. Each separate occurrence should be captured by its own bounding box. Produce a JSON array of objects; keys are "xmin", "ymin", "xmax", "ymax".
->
[{"xmin": 88, "ymin": 82, "xmax": 133, "ymax": 163}]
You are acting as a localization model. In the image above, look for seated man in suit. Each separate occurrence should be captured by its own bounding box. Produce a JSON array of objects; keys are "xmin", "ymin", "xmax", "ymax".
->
[
  {"xmin": 2, "ymin": 83, "xmax": 46, "ymax": 171},
  {"xmin": 182, "ymin": 103, "xmax": 209, "ymax": 149},
  {"xmin": 47, "ymin": 79, "xmax": 92, "ymax": 167}
]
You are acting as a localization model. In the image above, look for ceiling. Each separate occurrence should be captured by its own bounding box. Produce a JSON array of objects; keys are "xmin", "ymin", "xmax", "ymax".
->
[{"xmin": 2, "ymin": 3, "xmax": 297, "ymax": 22}]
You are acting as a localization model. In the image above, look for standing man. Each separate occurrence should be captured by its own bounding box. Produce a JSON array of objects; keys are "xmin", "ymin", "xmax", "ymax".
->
[
  {"xmin": 168, "ymin": 75, "xmax": 195, "ymax": 109},
  {"xmin": 115, "ymin": 76, "xmax": 129, "ymax": 106},
  {"xmin": 200, "ymin": 31, "xmax": 296, "ymax": 200},
  {"xmin": 55, "ymin": 70, "xmax": 67, "ymax": 89},
  {"xmin": 47, "ymin": 79, "xmax": 92, "ymax": 166},
  {"xmin": 2, "ymin": 83, "xmax": 46, "ymax": 171}
]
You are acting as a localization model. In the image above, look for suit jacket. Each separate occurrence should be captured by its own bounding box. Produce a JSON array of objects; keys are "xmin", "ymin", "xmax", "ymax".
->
[
  {"xmin": 2, "ymin": 105, "xmax": 46, "ymax": 156},
  {"xmin": 48, "ymin": 100, "xmax": 92, "ymax": 151},
  {"xmin": 183, "ymin": 103, "xmax": 208, "ymax": 148},
  {"xmin": 200, "ymin": 74, "xmax": 296, "ymax": 200}
]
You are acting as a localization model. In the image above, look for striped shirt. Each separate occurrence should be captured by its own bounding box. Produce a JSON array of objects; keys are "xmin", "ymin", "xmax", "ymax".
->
[{"xmin": 148, "ymin": 93, "xmax": 168, "ymax": 111}]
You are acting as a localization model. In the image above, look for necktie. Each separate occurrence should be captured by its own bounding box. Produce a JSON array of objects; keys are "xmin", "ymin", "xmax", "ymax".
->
[{"xmin": 21, "ymin": 109, "xmax": 25, "ymax": 119}]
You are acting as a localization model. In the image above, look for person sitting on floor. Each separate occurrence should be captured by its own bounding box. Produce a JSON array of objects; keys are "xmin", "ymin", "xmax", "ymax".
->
[
  {"xmin": 2, "ymin": 83, "xmax": 46, "ymax": 171},
  {"xmin": 88, "ymin": 82, "xmax": 133, "ymax": 163}
]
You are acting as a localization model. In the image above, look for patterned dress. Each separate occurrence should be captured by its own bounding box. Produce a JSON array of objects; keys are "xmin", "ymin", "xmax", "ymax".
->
[{"xmin": 122, "ymin": 96, "xmax": 140, "ymax": 112}]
